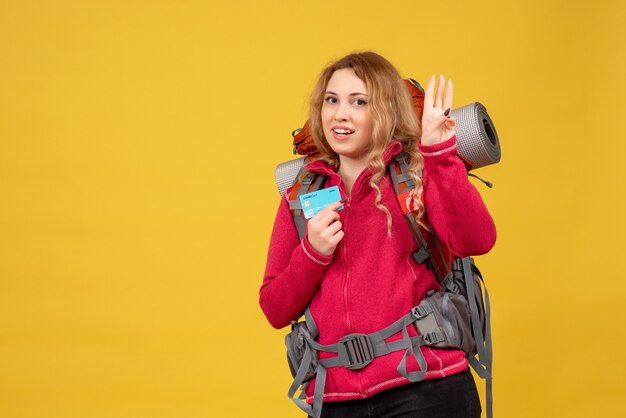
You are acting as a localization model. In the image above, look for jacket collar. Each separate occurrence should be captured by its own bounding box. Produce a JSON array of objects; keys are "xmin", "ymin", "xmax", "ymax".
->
[{"xmin": 306, "ymin": 141, "xmax": 404, "ymax": 176}]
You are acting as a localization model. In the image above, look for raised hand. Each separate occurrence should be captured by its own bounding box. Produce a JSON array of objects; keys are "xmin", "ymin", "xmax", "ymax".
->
[{"xmin": 420, "ymin": 74, "xmax": 457, "ymax": 146}]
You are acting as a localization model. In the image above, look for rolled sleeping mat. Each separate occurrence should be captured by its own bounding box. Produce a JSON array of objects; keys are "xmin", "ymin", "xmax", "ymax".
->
[
  {"xmin": 451, "ymin": 102, "xmax": 500, "ymax": 170},
  {"xmin": 275, "ymin": 102, "xmax": 500, "ymax": 196},
  {"xmin": 275, "ymin": 156, "xmax": 308, "ymax": 197}
]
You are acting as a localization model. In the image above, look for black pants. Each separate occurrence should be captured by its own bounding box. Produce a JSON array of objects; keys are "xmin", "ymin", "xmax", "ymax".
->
[{"xmin": 309, "ymin": 370, "xmax": 481, "ymax": 418}]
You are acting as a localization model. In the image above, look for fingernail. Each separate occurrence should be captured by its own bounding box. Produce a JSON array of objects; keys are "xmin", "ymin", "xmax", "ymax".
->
[
  {"xmin": 444, "ymin": 108, "xmax": 451, "ymax": 117},
  {"xmin": 340, "ymin": 198, "xmax": 347, "ymax": 203}
]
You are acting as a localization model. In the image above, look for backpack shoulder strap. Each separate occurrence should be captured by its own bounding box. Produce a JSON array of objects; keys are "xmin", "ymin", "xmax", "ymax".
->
[
  {"xmin": 288, "ymin": 169, "xmax": 326, "ymax": 241},
  {"xmin": 388, "ymin": 152, "xmax": 452, "ymax": 282}
]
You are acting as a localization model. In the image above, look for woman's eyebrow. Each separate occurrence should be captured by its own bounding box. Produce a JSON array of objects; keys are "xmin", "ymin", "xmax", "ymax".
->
[{"xmin": 324, "ymin": 90, "xmax": 369, "ymax": 96}]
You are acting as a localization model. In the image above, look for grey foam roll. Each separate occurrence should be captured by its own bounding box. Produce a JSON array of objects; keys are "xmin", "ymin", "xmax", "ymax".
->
[
  {"xmin": 275, "ymin": 156, "xmax": 307, "ymax": 196},
  {"xmin": 450, "ymin": 102, "xmax": 500, "ymax": 169}
]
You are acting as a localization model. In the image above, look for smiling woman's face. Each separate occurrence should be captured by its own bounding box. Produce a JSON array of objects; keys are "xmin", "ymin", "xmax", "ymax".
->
[{"xmin": 321, "ymin": 68, "xmax": 374, "ymax": 165}]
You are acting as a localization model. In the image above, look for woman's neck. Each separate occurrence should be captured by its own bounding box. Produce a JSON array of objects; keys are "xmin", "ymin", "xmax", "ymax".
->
[{"xmin": 338, "ymin": 157, "xmax": 369, "ymax": 196}]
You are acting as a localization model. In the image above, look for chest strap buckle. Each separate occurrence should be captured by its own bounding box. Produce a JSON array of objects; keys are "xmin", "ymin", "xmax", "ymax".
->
[{"xmin": 337, "ymin": 333, "xmax": 374, "ymax": 370}]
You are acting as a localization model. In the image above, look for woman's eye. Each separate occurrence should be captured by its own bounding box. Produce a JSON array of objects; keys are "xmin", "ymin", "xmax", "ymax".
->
[
  {"xmin": 354, "ymin": 99, "xmax": 367, "ymax": 106},
  {"xmin": 324, "ymin": 96, "xmax": 337, "ymax": 104}
]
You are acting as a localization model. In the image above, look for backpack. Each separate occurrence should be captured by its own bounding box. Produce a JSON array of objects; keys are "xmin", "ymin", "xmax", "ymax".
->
[{"xmin": 276, "ymin": 78, "xmax": 497, "ymax": 418}]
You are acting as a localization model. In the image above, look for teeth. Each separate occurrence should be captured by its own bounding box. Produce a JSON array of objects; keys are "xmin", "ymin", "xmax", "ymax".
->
[{"xmin": 334, "ymin": 129, "xmax": 354, "ymax": 134}]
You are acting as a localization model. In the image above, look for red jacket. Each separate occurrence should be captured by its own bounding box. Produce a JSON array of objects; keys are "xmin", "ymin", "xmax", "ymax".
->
[{"xmin": 260, "ymin": 136, "xmax": 496, "ymax": 402}]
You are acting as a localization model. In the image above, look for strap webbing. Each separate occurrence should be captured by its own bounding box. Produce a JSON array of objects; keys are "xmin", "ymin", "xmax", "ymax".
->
[
  {"xmin": 431, "ymin": 231, "xmax": 451, "ymax": 277},
  {"xmin": 462, "ymin": 258, "xmax": 493, "ymax": 418},
  {"xmin": 389, "ymin": 153, "xmax": 447, "ymax": 282},
  {"xmin": 304, "ymin": 307, "xmax": 318, "ymax": 338},
  {"xmin": 404, "ymin": 212, "xmax": 445, "ymax": 282},
  {"xmin": 292, "ymin": 173, "xmax": 325, "ymax": 240},
  {"xmin": 289, "ymin": 302, "xmax": 440, "ymax": 418},
  {"xmin": 287, "ymin": 341, "xmax": 315, "ymax": 416},
  {"xmin": 287, "ymin": 307, "xmax": 320, "ymax": 416}
]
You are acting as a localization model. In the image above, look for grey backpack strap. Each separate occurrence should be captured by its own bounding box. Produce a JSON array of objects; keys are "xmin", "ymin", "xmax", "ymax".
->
[
  {"xmin": 395, "ymin": 304, "xmax": 432, "ymax": 382},
  {"xmin": 403, "ymin": 212, "xmax": 446, "ymax": 282},
  {"xmin": 289, "ymin": 173, "xmax": 325, "ymax": 241},
  {"xmin": 303, "ymin": 306, "xmax": 318, "ymax": 337},
  {"xmin": 431, "ymin": 230, "xmax": 451, "ymax": 277},
  {"xmin": 462, "ymin": 258, "xmax": 493, "ymax": 418},
  {"xmin": 287, "ymin": 307, "xmax": 320, "ymax": 417},
  {"xmin": 287, "ymin": 307, "xmax": 331, "ymax": 418},
  {"xmin": 389, "ymin": 153, "xmax": 446, "ymax": 282},
  {"xmin": 287, "ymin": 340, "xmax": 316, "ymax": 416},
  {"xmin": 292, "ymin": 305, "xmax": 442, "ymax": 418}
]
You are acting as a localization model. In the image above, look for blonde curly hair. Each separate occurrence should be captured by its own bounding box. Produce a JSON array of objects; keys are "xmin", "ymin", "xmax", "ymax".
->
[{"xmin": 308, "ymin": 51, "xmax": 425, "ymax": 235}]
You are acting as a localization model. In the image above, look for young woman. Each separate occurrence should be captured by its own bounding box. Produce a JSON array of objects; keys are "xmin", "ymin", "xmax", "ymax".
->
[{"xmin": 260, "ymin": 52, "xmax": 496, "ymax": 418}]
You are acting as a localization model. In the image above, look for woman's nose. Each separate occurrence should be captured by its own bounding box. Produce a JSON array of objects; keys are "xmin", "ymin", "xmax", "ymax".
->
[{"xmin": 333, "ymin": 103, "xmax": 349, "ymax": 121}]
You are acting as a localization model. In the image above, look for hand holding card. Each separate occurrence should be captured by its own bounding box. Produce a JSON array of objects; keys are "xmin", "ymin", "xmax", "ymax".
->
[{"xmin": 306, "ymin": 200, "xmax": 345, "ymax": 257}]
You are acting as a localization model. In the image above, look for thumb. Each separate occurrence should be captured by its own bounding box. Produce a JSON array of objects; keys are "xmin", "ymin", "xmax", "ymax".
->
[{"xmin": 444, "ymin": 114, "xmax": 457, "ymax": 129}]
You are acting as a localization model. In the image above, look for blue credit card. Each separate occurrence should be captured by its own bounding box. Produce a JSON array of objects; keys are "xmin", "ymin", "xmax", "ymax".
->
[{"xmin": 299, "ymin": 185, "xmax": 344, "ymax": 219}]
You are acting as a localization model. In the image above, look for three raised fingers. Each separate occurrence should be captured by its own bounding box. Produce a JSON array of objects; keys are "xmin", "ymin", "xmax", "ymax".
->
[{"xmin": 424, "ymin": 74, "xmax": 453, "ymax": 111}]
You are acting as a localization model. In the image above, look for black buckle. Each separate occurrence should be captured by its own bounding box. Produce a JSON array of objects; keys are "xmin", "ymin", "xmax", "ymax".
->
[
  {"xmin": 412, "ymin": 304, "xmax": 431, "ymax": 318},
  {"xmin": 413, "ymin": 247, "xmax": 430, "ymax": 264},
  {"xmin": 337, "ymin": 333, "xmax": 374, "ymax": 370},
  {"xmin": 452, "ymin": 259, "xmax": 464, "ymax": 271},
  {"xmin": 423, "ymin": 331, "xmax": 445, "ymax": 345}
]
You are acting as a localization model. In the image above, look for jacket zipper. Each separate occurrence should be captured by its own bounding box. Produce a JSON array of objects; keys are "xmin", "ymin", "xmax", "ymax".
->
[
  {"xmin": 341, "ymin": 196, "xmax": 365, "ymax": 395},
  {"xmin": 342, "ymin": 197, "xmax": 352, "ymax": 332}
]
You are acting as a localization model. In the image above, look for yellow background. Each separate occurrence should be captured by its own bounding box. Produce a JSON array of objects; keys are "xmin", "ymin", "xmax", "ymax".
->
[{"xmin": 1, "ymin": 0, "xmax": 625, "ymax": 417}]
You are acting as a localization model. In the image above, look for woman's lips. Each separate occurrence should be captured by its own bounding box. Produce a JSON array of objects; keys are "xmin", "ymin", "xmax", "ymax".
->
[{"xmin": 331, "ymin": 127, "xmax": 355, "ymax": 140}]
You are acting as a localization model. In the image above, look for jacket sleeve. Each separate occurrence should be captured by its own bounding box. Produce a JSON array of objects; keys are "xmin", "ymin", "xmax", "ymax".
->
[
  {"xmin": 259, "ymin": 192, "xmax": 334, "ymax": 329},
  {"xmin": 419, "ymin": 135, "xmax": 497, "ymax": 257}
]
